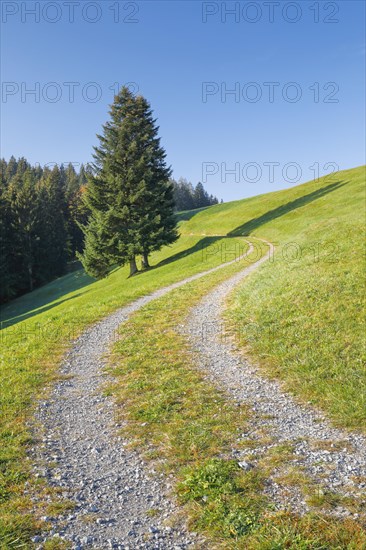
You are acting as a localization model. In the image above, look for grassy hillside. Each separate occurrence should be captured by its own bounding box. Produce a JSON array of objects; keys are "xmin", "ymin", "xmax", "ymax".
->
[
  {"xmin": 0, "ymin": 165, "xmax": 364, "ymax": 546},
  {"xmin": 0, "ymin": 234, "xmax": 250, "ymax": 544},
  {"xmin": 108, "ymin": 165, "xmax": 366, "ymax": 548},
  {"xmin": 182, "ymin": 165, "xmax": 366, "ymax": 430},
  {"xmin": 110, "ymin": 245, "xmax": 365, "ymax": 549}
]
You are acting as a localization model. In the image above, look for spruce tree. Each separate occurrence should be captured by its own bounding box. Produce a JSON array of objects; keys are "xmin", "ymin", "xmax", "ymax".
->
[
  {"xmin": 64, "ymin": 163, "xmax": 85, "ymax": 257},
  {"xmin": 36, "ymin": 166, "xmax": 69, "ymax": 280},
  {"xmin": 0, "ymin": 182, "xmax": 15, "ymax": 303},
  {"xmin": 7, "ymin": 169, "xmax": 40, "ymax": 292},
  {"xmin": 171, "ymin": 178, "xmax": 219, "ymax": 211},
  {"xmin": 194, "ymin": 182, "xmax": 209, "ymax": 208},
  {"xmin": 79, "ymin": 87, "xmax": 178, "ymax": 277},
  {"xmin": 0, "ymin": 158, "xmax": 85, "ymax": 301},
  {"xmin": 5, "ymin": 156, "xmax": 18, "ymax": 181},
  {"xmin": 65, "ymin": 163, "xmax": 79, "ymax": 199},
  {"xmin": 131, "ymin": 95, "xmax": 178, "ymax": 269}
]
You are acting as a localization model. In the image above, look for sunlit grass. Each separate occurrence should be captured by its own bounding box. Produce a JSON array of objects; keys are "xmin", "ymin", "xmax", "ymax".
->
[
  {"xmin": 222, "ymin": 166, "xmax": 366, "ymax": 430},
  {"xmin": 174, "ymin": 164, "xmax": 365, "ymax": 431},
  {"xmin": 109, "ymin": 241, "xmax": 365, "ymax": 548},
  {"xmin": 1, "ymin": 165, "xmax": 364, "ymax": 546},
  {"xmin": 0, "ymin": 234, "xmax": 245, "ymax": 545}
]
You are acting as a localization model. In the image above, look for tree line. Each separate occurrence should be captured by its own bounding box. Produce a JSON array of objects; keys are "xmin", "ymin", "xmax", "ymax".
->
[
  {"xmin": 0, "ymin": 157, "xmax": 88, "ymax": 303},
  {"xmin": 172, "ymin": 178, "xmax": 220, "ymax": 211},
  {"xmin": 1, "ymin": 87, "xmax": 221, "ymax": 304}
]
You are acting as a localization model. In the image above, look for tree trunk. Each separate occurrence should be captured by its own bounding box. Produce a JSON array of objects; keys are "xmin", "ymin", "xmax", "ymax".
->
[
  {"xmin": 129, "ymin": 256, "xmax": 138, "ymax": 277},
  {"xmin": 141, "ymin": 250, "xmax": 150, "ymax": 270}
]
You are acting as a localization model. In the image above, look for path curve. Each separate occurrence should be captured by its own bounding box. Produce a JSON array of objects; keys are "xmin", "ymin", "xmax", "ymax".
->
[
  {"xmin": 184, "ymin": 238, "xmax": 366, "ymax": 519},
  {"xmin": 30, "ymin": 239, "xmax": 260, "ymax": 549}
]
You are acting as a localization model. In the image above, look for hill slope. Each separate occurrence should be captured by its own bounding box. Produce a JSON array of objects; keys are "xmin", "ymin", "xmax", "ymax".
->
[
  {"xmin": 0, "ymin": 165, "xmax": 364, "ymax": 544},
  {"xmin": 181, "ymin": 165, "xmax": 366, "ymax": 429}
]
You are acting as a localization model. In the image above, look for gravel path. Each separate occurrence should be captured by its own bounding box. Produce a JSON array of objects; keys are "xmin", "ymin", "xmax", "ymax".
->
[
  {"xmin": 30, "ymin": 241, "xmax": 255, "ymax": 549},
  {"xmin": 184, "ymin": 239, "xmax": 366, "ymax": 519}
]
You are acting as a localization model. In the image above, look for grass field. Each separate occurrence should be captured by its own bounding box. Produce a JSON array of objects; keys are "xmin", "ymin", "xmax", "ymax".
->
[
  {"xmin": 0, "ymin": 234, "xmax": 247, "ymax": 545},
  {"xmin": 109, "ymin": 246, "xmax": 366, "ymax": 549},
  {"xmin": 0, "ymin": 165, "xmax": 365, "ymax": 547},
  {"xmin": 107, "ymin": 165, "xmax": 366, "ymax": 548},
  {"xmin": 181, "ymin": 165, "xmax": 366, "ymax": 431}
]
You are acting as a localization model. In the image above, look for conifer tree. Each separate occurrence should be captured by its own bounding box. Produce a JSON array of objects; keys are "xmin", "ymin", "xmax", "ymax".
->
[
  {"xmin": 63, "ymin": 163, "xmax": 85, "ymax": 256},
  {"xmin": 65, "ymin": 163, "xmax": 79, "ymax": 199},
  {"xmin": 37, "ymin": 166, "xmax": 68, "ymax": 280},
  {"xmin": 171, "ymin": 178, "xmax": 219, "ymax": 211},
  {"xmin": 5, "ymin": 156, "xmax": 18, "ymax": 181},
  {"xmin": 7, "ymin": 169, "xmax": 40, "ymax": 292},
  {"xmin": 130, "ymin": 94, "xmax": 178, "ymax": 269},
  {"xmin": 0, "ymin": 158, "xmax": 90, "ymax": 302},
  {"xmin": 194, "ymin": 182, "xmax": 211, "ymax": 208},
  {"xmin": 0, "ymin": 184, "xmax": 15, "ymax": 302},
  {"xmin": 79, "ymin": 87, "xmax": 178, "ymax": 278}
]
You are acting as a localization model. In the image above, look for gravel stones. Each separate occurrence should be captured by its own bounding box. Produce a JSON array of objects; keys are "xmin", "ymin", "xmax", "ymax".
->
[
  {"xmin": 183, "ymin": 240, "xmax": 366, "ymax": 517},
  {"xmin": 29, "ymin": 246, "xmax": 255, "ymax": 548}
]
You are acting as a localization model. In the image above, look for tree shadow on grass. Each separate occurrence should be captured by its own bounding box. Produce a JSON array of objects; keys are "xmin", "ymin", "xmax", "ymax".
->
[
  {"xmin": 1, "ymin": 180, "xmax": 347, "ymax": 328},
  {"xmin": 175, "ymin": 206, "xmax": 210, "ymax": 223},
  {"xmin": 154, "ymin": 236, "xmax": 224, "ymax": 269},
  {"xmin": 228, "ymin": 181, "xmax": 347, "ymax": 237},
  {"xmin": 145, "ymin": 181, "xmax": 347, "ymax": 273},
  {"xmin": 0, "ymin": 270, "xmax": 94, "ymax": 329},
  {"xmin": 134, "ymin": 235, "xmax": 243, "ymax": 277},
  {"xmin": 131, "ymin": 236, "xmax": 223, "ymax": 277}
]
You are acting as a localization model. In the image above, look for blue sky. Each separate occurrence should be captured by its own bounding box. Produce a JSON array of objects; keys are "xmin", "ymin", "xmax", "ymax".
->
[{"xmin": 1, "ymin": 0, "xmax": 365, "ymax": 201}]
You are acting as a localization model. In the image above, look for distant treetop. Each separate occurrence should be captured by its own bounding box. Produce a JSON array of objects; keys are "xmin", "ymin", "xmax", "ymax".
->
[{"xmin": 171, "ymin": 178, "xmax": 220, "ymax": 211}]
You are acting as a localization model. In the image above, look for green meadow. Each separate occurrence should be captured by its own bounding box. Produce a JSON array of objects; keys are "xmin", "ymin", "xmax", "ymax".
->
[{"xmin": 1, "ymin": 165, "xmax": 365, "ymax": 547}]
